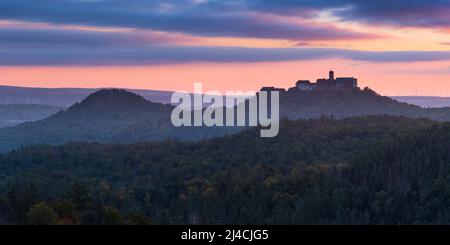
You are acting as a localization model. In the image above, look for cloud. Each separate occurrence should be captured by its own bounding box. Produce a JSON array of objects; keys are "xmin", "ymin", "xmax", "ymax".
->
[
  {"xmin": 249, "ymin": 0, "xmax": 450, "ymax": 28},
  {"xmin": 0, "ymin": 0, "xmax": 447, "ymax": 67},
  {"xmin": 1, "ymin": 0, "xmax": 449, "ymax": 37},
  {"xmin": 1, "ymin": 45, "xmax": 449, "ymax": 66},
  {"xmin": 0, "ymin": 27, "xmax": 188, "ymax": 48},
  {"xmin": 344, "ymin": 50, "xmax": 450, "ymax": 62},
  {"xmin": 0, "ymin": 0, "xmax": 377, "ymax": 41},
  {"xmin": 295, "ymin": 42, "xmax": 313, "ymax": 47},
  {"xmin": 334, "ymin": 1, "xmax": 450, "ymax": 28}
]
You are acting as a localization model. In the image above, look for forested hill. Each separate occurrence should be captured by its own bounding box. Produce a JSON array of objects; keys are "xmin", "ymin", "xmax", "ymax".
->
[
  {"xmin": 279, "ymin": 87, "xmax": 450, "ymax": 120},
  {"xmin": 0, "ymin": 89, "xmax": 172, "ymax": 153},
  {"xmin": 0, "ymin": 89, "xmax": 239, "ymax": 153},
  {"xmin": 0, "ymin": 116, "xmax": 445, "ymax": 225},
  {"xmin": 3, "ymin": 87, "xmax": 450, "ymax": 153}
]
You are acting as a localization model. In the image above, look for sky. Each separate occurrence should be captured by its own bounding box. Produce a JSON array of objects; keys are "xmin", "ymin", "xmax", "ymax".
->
[{"xmin": 0, "ymin": 0, "xmax": 450, "ymax": 96}]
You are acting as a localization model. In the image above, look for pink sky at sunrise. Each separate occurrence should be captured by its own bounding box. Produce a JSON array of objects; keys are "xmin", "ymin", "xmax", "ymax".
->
[
  {"xmin": 0, "ymin": 1, "xmax": 449, "ymax": 96},
  {"xmin": 1, "ymin": 59, "xmax": 450, "ymax": 96}
]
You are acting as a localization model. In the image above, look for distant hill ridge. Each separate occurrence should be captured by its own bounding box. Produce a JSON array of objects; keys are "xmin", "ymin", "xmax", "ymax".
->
[
  {"xmin": 0, "ymin": 104, "xmax": 63, "ymax": 128},
  {"xmin": 77, "ymin": 89, "xmax": 148, "ymax": 106},
  {"xmin": 393, "ymin": 96, "xmax": 450, "ymax": 108},
  {"xmin": 65, "ymin": 89, "xmax": 168, "ymax": 119},
  {"xmin": 278, "ymin": 88, "xmax": 450, "ymax": 121},
  {"xmin": 2, "ymin": 84, "xmax": 450, "ymax": 108},
  {"xmin": 0, "ymin": 89, "xmax": 238, "ymax": 153},
  {"xmin": 0, "ymin": 85, "xmax": 175, "ymax": 107},
  {"xmin": 2, "ymin": 87, "xmax": 450, "ymax": 153}
]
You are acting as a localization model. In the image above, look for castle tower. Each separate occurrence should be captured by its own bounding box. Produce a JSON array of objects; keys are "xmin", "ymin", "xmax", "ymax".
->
[{"xmin": 329, "ymin": 70, "xmax": 334, "ymax": 80}]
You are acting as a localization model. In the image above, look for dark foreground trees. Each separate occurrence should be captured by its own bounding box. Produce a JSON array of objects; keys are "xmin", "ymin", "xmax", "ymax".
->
[{"xmin": 0, "ymin": 116, "xmax": 449, "ymax": 224}]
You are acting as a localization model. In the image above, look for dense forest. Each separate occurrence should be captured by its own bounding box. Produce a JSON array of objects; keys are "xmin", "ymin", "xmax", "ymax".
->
[{"xmin": 1, "ymin": 115, "xmax": 448, "ymax": 224}]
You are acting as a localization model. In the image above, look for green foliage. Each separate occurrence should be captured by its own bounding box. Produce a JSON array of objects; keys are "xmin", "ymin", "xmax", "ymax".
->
[
  {"xmin": 69, "ymin": 182, "xmax": 92, "ymax": 211},
  {"xmin": 101, "ymin": 206, "xmax": 122, "ymax": 225},
  {"xmin": 1, "ymin": 115, "xmax": 447, "ymax": 224},
  {"xmin": 25, "ymin": 202, "xmax": 57, "ymax": 225},
  {"xmin": 51, "ymin": 199, "xmax": 79, "ymax": 225},
  {"xmin": 125, "ymin": 213, "xmax": 152, "ymax": 225}
]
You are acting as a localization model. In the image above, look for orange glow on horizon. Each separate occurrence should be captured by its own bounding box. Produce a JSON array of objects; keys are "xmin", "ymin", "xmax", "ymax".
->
[{"xmin": 1, "ymin": 59, "xmax": 450, "ymax": 96}]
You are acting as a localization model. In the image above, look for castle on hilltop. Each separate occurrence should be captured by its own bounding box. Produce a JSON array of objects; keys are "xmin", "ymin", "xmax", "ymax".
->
[
  {"xmin": 296, "ymin": 70, "xmax": 358, "ymax": 91},
  {"xmin": 261, "ymin": 70, "xmax": 359, "ymax": 92}
]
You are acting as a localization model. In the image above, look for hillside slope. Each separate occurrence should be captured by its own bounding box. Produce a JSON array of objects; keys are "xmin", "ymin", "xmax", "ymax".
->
[
  {"xmin": 0, "ymin": 89, "xmax": 238, "ymax": 152},
  {"xmin": 279, "ymin": 88, "xmax": 450, "ymax": 120}
]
